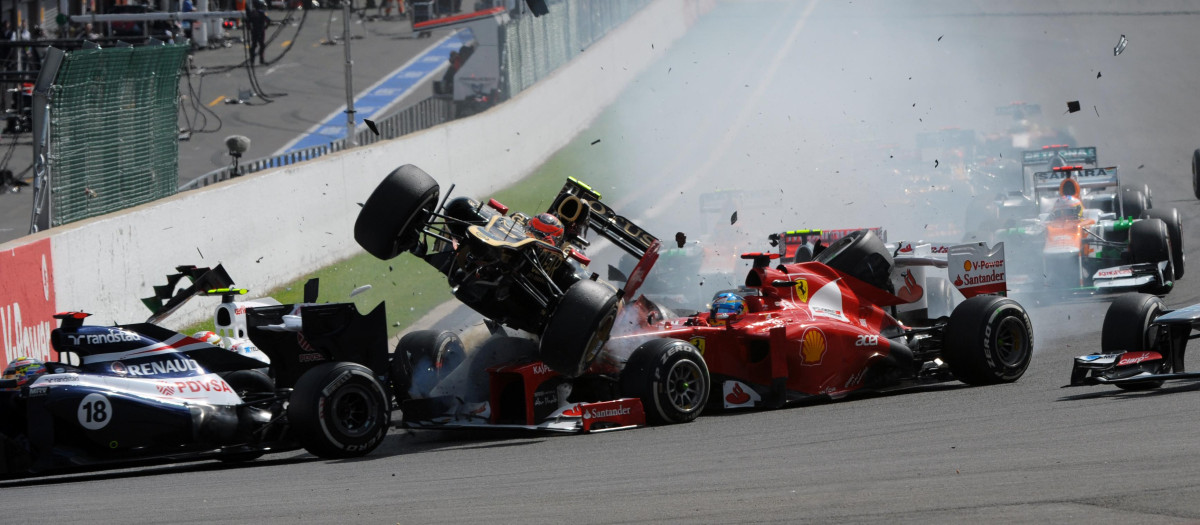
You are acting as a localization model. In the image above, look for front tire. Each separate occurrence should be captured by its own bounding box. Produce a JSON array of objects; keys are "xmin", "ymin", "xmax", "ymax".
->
[
  {"xmin": 942, "ymin": 296, "xmax": 1033, "ymax": 385},
  {"xmin": 619, "ymin": 338, "xmax": 709, "ymax": 425},
  {"xmin": 393, "ymin": 330, "xmax": 466, "ymax": 399},
  {"xmin": 538, "ymin": 279, "xmax": 621, "ymax": 378},
  {"xmin": 354, "ymin": 164, "xmax": 440, "ymax": 260},
  {"xmin": 1130, "ymin": 218, "xmax": 1174, "ymax": 295},
  {"xmin": 1101, "ymin": 293, "xmax": 1168, "ymax": 390},
  {"xmin": 288, "ymin": 362, "xmax": 391, "ymax": 459}
]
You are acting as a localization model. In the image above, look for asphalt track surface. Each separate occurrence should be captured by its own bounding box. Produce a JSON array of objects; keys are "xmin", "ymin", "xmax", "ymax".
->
[
  {"xmin": 6, "ymin": 1, "xmax": 1200, "ymax": 522},
  {"xmin": 0, "ymin": 8, "xmax": 450, "ymax": 244}
]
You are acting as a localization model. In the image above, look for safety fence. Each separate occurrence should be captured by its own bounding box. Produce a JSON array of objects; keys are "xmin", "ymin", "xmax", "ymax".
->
[
  {"xmin": 45, "ymin": 43, "xmax": 190, "ymax": 226},
  {"xmin": 503, "ymin": 0, "xmax": 650, "ymax": 96},
  {"xmin": 179, "ymin": 95, "xmax": 453, "ymax": 190}
]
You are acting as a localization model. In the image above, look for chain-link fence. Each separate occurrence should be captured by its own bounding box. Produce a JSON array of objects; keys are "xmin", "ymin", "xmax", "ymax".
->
[
  {"xmin": 45, "ymin": 43, "xmax": 189, "ymax": 226},
  {"xmin": 503, "ymin": 0, "xmax": 650, "ymax": 96}
]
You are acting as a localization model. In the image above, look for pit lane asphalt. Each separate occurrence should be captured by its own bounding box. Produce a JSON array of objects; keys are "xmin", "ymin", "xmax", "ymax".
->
[
  {"xmin": 6, "ymin": 1, "xmax": 1200, "ymax": 522},
  {"xmin": 0, "ymin": 8, "xmax": 448, "ymax": 244}
]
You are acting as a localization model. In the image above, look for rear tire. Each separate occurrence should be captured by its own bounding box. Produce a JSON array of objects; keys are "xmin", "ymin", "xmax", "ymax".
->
[
  {"xmin": 354, "ymin": 165, "xmax": 440, "ymax": 260},
  {"xmin": 619, "ymin": 339, "xmax": 709, "ymax": 424},
  {"xmin": 222, "ymin": 369, "xmax": 274, "ymax": 399},
  {"xmin": 394, "ymin": 330, "xmax": 466, "ymax": 399},
  {"xmin": 942, "ymin": 296, "xmax": 1033, "ymax": 385},
  {"xmin": 1101, "ymin": 293, "xmax": 1167, "ymax": 390},
  {"xmin": 1119, "ymin": 188, "xmax": 1147, "ymax": 219},
  {"xmin": 1130, "ymin": 218, "xmax": 1174, "ymax": 295},
  {"xmin": 1142, "ymin": 208, "xmax": 1184, "ymax": 279},
  {"xmin": 539, "ymin": 280, "xmax": 621, "ymax": 378},
  {"xmin": 1192, "ymin": 148, "xmax": 1200, "ymax": 200},
  {"xmin": 288, "ymin": 362, "xmax": 390, "ymax": 459}
]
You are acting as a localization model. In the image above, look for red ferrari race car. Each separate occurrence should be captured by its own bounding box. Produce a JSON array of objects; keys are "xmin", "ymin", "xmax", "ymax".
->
[{"xmin": 609, "ymin": 229, "xmax": 1034, "ymax": 410}]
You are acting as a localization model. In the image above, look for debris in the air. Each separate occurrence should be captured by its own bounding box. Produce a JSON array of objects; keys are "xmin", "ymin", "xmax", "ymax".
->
[
  {"xmin": 675, "ymin": 232, "xmax": 687, "ymax": 248},
  {"xmin": 389, "ymin": 265, "xmax": 394, "ymax": 271},
  {"xmin": 196, "ymin": 247, "xmax": 204, "ymax": 258},
  {"xmin": 350, "ymin": 285, "xmax": 371, "ymax": 298},
  {"xmin": 1066, "ymin": 100, "xmax": 1081, "ymax": 113},
  {"xmin": 912, "ymin": 103, "xmax": 916, "ymax": 107},
  {"xmin": 1138, "ymin": 164, "xmax": 1145, "ymax": 169},
  {"xmin": 668, "ymin": 67, "xmax": 672, "ymax": 74},
  {"xmin": 1114, "ymin": 34, "xmax": 1127, "ymax": 56},
  {"xmin": 1096, "ymin": 71, "xmax": 1102, "ymax": 79},
  {"xmin": 1094, "ymin": 105, "xmax": 1099, "ymax": 117},
  {"xmin": 934, "ymin": 159, "xmax": 939, "ymax": 168},
  {"xmin": 256, "ymin": 257, "xmax": 263, "ymax": 263},
  {"xmin": 364, "ymin": 119, "xmax": 379, "ymax": 135},
  {"xmin": 590, "ymin": 139, "xmax": 601, "ymax": 145},
  {"xmin": 937, "ymin": 35, "xmax": 943, "ymax": 41},
  {"xmin": 730, "ymin": 211, "xmax": 738, "ymax": 225}
]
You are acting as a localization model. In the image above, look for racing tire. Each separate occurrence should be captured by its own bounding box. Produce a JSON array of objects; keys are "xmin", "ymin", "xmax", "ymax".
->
[
  {"xmin": 354, "ymin": 164, "xmax": 440, "ymax": 260},
  {"xmin": 619, "ymin": 338, "xmax": 709, "ymax": 425},
  {"xmin": 1101, "ymin": 293, "xmax": 1168, "ymax": 390},
  {"xmin": 1119, "ymin": 188, "xmax": 1147, "ymax": 220},
  {"xmin": 942, "ymin": 296, "xmax": 1033, "ymax": 386},
  {"xmin": 1130, "ymin": 218, "xmax": 1174, "ymax": 295},
  {"xmin": 1142, "ymin": 208, "xmax": 1184, "ymax": 279},
  {"xmin": 221, "ymin": 369, "xmax": 274, "ymax": 399},
  {"xmin": 813, "ymin": 229, "xmax": 894, "ymax": 292},
  {"xmin": 1193, "ymin": 149, "xmax": 1200, "ymax": 200},
  {"xmin": 288, "ymin": 362, "xmax": 391, "ymax": 459},
  {"xmin": 538, "ymin": 279, "xmax": 621, "ymax": 378},
  {"xmin": 394, "ymin": 330, "xmax": 466, "ymax": 399}
]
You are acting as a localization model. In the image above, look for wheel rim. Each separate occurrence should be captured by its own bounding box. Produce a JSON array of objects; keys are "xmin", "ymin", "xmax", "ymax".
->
[
  {"xmin": 993, "ymin": 316, "xmax": 1029, "ymax": 368},
  {"xmin": 328, "ymin": 384, "xmax": 380, "ymax": 438},
  {"xmin": 666, "ymin": 358, "xmax": 705, "ymax": 413}
]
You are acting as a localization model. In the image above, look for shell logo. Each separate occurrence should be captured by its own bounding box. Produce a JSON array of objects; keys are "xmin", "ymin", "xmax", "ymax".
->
[
  {"xmin": 800, "ymin": 328, "xmax": 827, "ymax": 365},
  {"xmin": 963, "ymin": 260, "xmax": 973, "ymax": 272}
]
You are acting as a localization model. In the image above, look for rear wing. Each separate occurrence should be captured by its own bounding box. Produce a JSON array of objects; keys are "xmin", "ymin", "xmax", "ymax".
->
[
  {"xmin": 891, "ymin": 241, "xmax": 1007, "ymax": 298},
  {"xmin": 1033, "ymin": 166, "xmax": 1119, "ymax": 191},
  {"xmin": 141, "ymin": 265, "xmax": 235, "ymax": 324},
  {"xmin": 1022, "ymin": 146, "xmax": 1097, "ymax": 166},
  {"xmin": 548, "ymin": 177, "xmax": 658, "ymax": 259},
  {"xmin": 769, "ymin": 228, "xmax": 887, "ymax": 262}
]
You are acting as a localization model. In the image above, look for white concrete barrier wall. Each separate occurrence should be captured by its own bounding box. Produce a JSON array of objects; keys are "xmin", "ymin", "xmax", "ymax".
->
[{"xmin": 0, "ymin": 0, "xmax": 713, "ymax": 362}]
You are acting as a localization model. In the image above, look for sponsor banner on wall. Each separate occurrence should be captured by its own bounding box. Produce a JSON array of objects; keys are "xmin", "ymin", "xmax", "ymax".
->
[{"xmin": 1, "ymin": 239, "xmax": 56, "ymax": 365}]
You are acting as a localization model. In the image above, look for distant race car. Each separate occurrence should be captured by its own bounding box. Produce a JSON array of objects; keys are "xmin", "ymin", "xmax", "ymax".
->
[
  {"xmin": 1067, "ymin": 293, "xmax": 1200, "ymax": 390},
  {"xmin": 994, "ymin": 174, "xmax": 1183, "ymax": 295},
  {"xmin": 354, "ymin": 165, "xmax": 661, "ymax": 378},
  {"xmin": 611, "ymin": 229, "xmax": 1034, "ymax": 411},
  {"xmin": 0, "ymin": 266, "xmax": 394, "ymax": 477}
]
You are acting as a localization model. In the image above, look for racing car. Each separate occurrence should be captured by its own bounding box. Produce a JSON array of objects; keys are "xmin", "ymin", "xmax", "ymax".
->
[
  {"xmin": 0, "ymin": 266, "xmax": 394, "ymax": 477},
  {"xmin": 389, "ymin": 323, "xmax": 709, "ymax": 432},
  {"xmin": 354, "ymin": 165, "xmax": 660, "ymax": 378},
  {"xmin": 993, "ymin": 174, "xmax": 1182, "ymax": 295},
  {"xmin": 609, "ymin": 229, "xmax": 1034, "ymax": 411},
  {"xmin": 1067, "ymin": 293, "xmax": 1200, "ymax": 390}
]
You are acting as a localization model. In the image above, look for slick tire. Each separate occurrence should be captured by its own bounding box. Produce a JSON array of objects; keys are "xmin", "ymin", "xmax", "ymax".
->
[
  {"xmin": 221, "ymin": 369, "xmax": 274, "ymax": 399},
  {"xmin": 943, "ymin": 296, "xmax": 1033, "ymax": 386},
  {"xmin": 289, "ymin": 362, "xmax": 390, "ymax": 459},
  {"xmin": 1193, "ymin": 149, "xmax": 1200, "ymax": 200},
  {"xmin": 1130, "ymin": 218, "xmax": 1174, "ymax": 295},
  {"xmin": 1142, "ymin": 208, "xmax": 1184, "ymax": 279},
  {"xmin": 1119, "ymin": 189, "xmax": 1148, "ymax": 220},
  {"xmin": 1101, "ymin": 293, "xmax": 1168, "ymax": 390},
  {"xmin": 619, "ymin": 338, "xmax": 709, "ymax": 425},
  {"xmin": 394, "ymin": 330, "xmax": 466, "ymax": 399},
  {"xmin": 354, "ymin": 164, "xmax": 440, "ymax": 260},
  {"xmin": 539, "ymin": 279, "xmax": 621, "ymax": 378}
]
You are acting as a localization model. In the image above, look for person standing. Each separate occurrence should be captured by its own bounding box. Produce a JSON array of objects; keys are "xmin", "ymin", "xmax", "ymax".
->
[
  {"xmin": 247, "ymin": 0, "xmax": 270, "ymax": 65},
  {"xmin": 181, "ymin": 0, "xmax": 195, "ymax": 41}
]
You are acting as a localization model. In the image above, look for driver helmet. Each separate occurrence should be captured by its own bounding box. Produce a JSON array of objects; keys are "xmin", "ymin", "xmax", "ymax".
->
[
  {"xmin": 709, "ymin": 292, "xmax": 746, "ymax": 326},
  {"xmin": 2, "ymin": 357, "xmax": 46, "ymax": 389},
  {"xmin": 1049, "ymin": 195, "xmax": 1083, "ymax": 220},
  {"xmin": 192, "ymin": 330, "xmax": 223, "ymax": 347},
  {"xmin": 528, "ymin": 213, "xmax": 564, "ymax": 246}
]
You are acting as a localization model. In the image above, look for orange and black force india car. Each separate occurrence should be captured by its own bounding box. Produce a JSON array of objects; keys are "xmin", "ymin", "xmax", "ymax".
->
[
  {"xmin": 1067, "ymin": 293, "xmax": 1200, "ymax": 390},
  {"xmin": 994, "ymin": 171, "xmax": 1183, "ymax": 295},
  {"xmin": 354, "ymin": 165, "xmax": 660, "ymax": 378},
  {"xmin": 611, "ymin": 229, "xmax": 1033, "ymax": 410}
]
